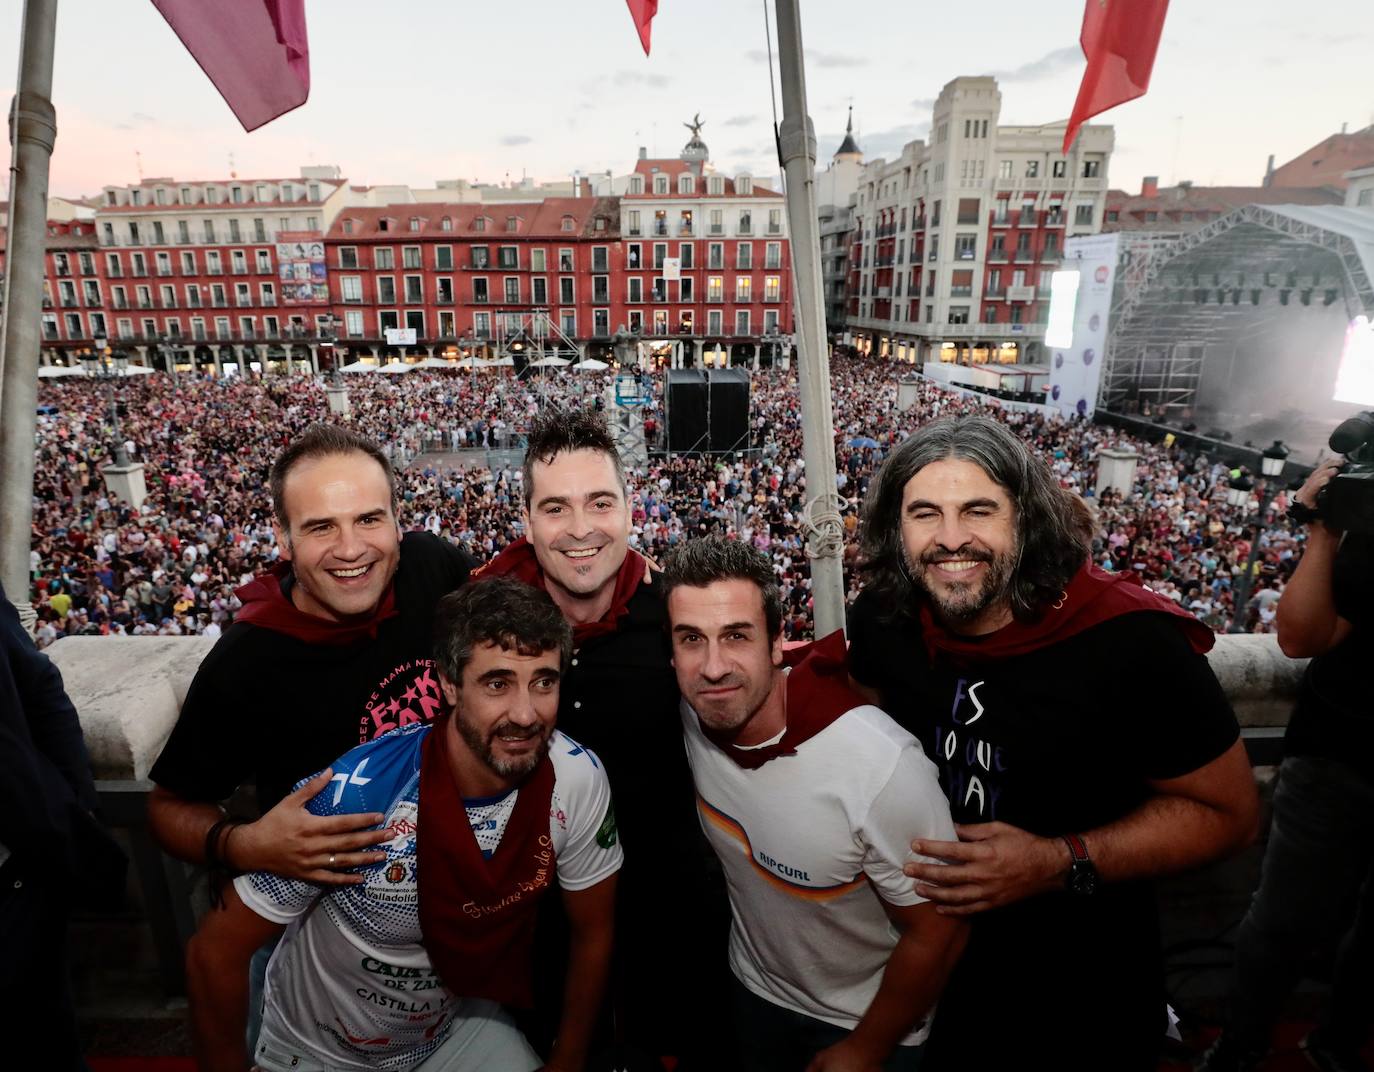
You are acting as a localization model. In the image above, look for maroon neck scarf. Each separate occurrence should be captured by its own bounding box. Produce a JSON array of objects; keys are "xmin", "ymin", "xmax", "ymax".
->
[
  {"xmin": 477, "ymin": 536, "xmax": 645, "ymax": 645},
  {"xmin": 232, "ymin": 563, "xmax": 398, "ymax": 646},
  {"xmin": 416, "ymin": 722, "xmax": 556, "ymax": 1008},
  {"xmin": 918, "ymin": 562, "xmax": 1215, "ymax": 664},
  {"xmin": 708, "ymin": 630, "xmax": 862, "ymax": 770}
]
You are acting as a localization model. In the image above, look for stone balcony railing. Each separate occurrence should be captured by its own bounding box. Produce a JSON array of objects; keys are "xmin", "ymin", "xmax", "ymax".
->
[{"xmin": 48, "ymin": 631, "xmax": 1303, "ymax": 787}]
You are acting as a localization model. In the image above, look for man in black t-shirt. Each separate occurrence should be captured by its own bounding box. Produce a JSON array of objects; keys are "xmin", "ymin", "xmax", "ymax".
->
[
  {"xmin": 848, "ymin": 415, "xmax": 1258, "ymax": 1071},
  {"xmin": 478, "ymin": 408, "xmax": 730, "ymax": 1070},
  {"xmin": 1201, "ymin": 462, "xmax": 1374, "ymax": 1072},
  {"xmin": 147, "ymin": 424, "xmax": 476, "ymax": 1044}
]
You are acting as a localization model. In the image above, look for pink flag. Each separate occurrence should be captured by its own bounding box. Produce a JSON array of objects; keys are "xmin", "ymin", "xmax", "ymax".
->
[
  {"xmin": 625, "ymin": 0, "xmax": 658, "ymax": 56},
  {"xmin": 153, "ymin": 0, "xmax": 310, "ymax": 132},
  {"xmin": 1062, "ymin": 0, "xmax": 1170, "ymax": 154}
]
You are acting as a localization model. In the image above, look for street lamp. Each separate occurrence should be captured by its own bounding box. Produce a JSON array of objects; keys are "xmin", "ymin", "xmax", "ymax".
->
[
  {"xmin": 320, "ymin": 313, "xmax": 342, "ymax": 384},
  {"xmin": 83, "ymin": 336, "xmax": 131, "ymax": 467},
  {"xmin": 1226, "ymin": 440, "xmax": 1290, "ymax": 633}
]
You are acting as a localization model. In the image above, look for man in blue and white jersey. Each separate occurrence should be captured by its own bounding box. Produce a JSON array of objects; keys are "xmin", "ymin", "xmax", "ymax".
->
[{"xmin": 186, "ymin": 578, "xmax": 621, "ymax": 1072}]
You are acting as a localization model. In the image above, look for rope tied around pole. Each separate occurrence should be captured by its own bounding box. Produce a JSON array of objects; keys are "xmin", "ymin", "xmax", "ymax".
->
[{"xmin": 802, "ymin": 489, "xmax": 846, "ymax": 560}]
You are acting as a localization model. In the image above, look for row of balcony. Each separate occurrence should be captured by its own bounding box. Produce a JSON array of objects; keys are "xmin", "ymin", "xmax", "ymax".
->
[
  {"xmin": 627, "ymin": 224, "xmax": 785, "ymax": 239},
  {"xmin": 88, "ymin": 294, "xmax": 280, "ymax": 311},
  {"xmin": 100, "ymin": 233, "xmax": 276, "ymax": 248}
]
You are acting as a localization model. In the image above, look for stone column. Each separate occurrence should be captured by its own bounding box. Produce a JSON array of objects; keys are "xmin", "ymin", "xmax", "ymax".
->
[
  {"xmin": 325, "ymin": 383, "xmax": 351, "ymax": 417},
  {"xmin": 1095, "ymin": 447, "xmax": 1140, "ymax": 497},
  {"xmin": 103, "ymin": 460, "xmax": 148, "ymax": 511},
  {"xmin": 309, "ymin": 345, "xmax": 319, "ymax": 375},
  {"xmin": 693, "ymin": 339, "xmax": 703, "ymax": 370},
  {"xmin": 897, "ymin": 377, "xmax": 920, "ymax": 412}
]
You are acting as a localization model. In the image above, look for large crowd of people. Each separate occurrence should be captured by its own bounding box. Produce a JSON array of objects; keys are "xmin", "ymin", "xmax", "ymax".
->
[{"xmin": 26, "ymin": 354, "xmax": 1300, "ymax": 647}]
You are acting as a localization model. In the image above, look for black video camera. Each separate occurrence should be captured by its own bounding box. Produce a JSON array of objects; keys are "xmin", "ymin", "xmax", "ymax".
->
[{"xmin": 1298, "ymin": 412, "xmax": 1374, "ymax": 533}]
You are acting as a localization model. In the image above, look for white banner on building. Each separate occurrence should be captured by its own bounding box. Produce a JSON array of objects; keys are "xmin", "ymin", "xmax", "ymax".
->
[
  {"xmin": 1049, "ymin": 233, "xmax": 1119, "ymax": 419},
  {"xmin": 385, "ymin": 328, "xmax": 417, "ymax": 346},
  {"xmin": 662, "ymin": 257, "xmax": 681, "ymax": 281}
]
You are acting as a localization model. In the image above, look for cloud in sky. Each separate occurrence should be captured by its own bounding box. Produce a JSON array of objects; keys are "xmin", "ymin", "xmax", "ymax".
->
[
  {"xmin": 612, "ymin": 70, "xmax": 672, "ymax": 89},
  {"xmin": 724, "ymin": 114, "xmax": 759, "ymax": 127},
  {"xmin": 500, "ymin": 135, "xmax": 532, "ymax": 146},
  {"xmin": 113, "ymin": 111, "xmax": 158, "ymax": 131},
  {"xmin": 745, "ymin": 49, "xmax": 863, "ymax": 68},
  {"xmin": 984, "ymin": 46, "xmax": 1082, "ymax": 82}
]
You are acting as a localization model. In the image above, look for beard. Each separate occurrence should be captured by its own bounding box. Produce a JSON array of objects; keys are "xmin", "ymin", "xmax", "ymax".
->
[
  {"xmin": 908, "ymin": 545, "xmax": 1017, "ymax": 625},
  {"xmin": 456, "ymin": 714, "xmax": 550, "ymax": 779}
]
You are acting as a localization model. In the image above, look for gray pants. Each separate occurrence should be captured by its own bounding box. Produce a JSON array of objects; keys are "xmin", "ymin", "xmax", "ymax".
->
[
  {"xmin": 1224, "ymin": 755, "xmax": 1374, "ymax": 1052},
  {"xmin": 253, "ymin": 1001, "xmax": 540, "ymax": 1072}
]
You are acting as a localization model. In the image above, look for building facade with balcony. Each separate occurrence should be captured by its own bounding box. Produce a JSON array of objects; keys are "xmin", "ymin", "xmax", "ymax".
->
[
  {"xmin": 92, "ymin": 167, "xmax": 350, "ymax": 374},
  {"xmin": 602, "ymin": 133, "xmax": 794, "ymax": 367},
  {"xmin": 323, "ymin": 197, "xmax": 623, "ymax": 366},
  {"xmin": 845, "ymin": 76, "xmax": 1113, "ymax": 367}
]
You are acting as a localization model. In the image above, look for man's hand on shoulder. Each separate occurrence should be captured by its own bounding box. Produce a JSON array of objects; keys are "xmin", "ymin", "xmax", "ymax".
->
[
  {"xmin": 227, "ymin": 768, "xmax": 391, "ymax": 884},
  {"xmin": 905, "ymin": 821, "xmax": 1068, "ymax": 915}
]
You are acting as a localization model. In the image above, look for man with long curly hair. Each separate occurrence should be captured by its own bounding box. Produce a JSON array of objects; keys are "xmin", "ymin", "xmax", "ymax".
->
[{"xmin": 847, "ymin": 415, "xmax": 1260, "ymax": 1071}]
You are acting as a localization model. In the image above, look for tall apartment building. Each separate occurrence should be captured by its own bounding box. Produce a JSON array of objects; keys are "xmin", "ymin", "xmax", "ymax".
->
[
  {"xmin": 92, "ymin": 167, "xmax": 351, "ymax": 375},
  {"xmin": 845, "ymin": 77, "xmax": 1113, "ymax": 366}
]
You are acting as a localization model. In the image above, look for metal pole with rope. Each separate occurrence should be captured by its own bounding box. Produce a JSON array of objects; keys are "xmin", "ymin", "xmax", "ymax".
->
[
  {"xmin": 770, "ymin": 0, "xmax": 847, "ymax": 637},
  {"xmin": 0, "ymin": 0, "xmax": 59, "ymax": 612}
]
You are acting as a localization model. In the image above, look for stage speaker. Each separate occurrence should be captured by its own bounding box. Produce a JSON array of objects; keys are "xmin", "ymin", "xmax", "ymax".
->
[
  {"xmin": 666, "ymin": 370, "xmax": 709, "ymax": 454},
  {"xmin": 708, "ymin": 368, "xmax": 751, "ymax": 454},
  {"xmin": 665, "ymin": 368, "xmax": 751, "ymax": 454}
]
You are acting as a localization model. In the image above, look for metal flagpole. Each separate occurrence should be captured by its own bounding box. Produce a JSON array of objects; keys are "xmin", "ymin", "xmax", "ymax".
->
[
  {"xmin": 0, "ymin": 0, "xmax": 59, "ymax": 611},
  {"xmin": 773, "ymin": 0, "xmax": 846, "ymax": 637}
]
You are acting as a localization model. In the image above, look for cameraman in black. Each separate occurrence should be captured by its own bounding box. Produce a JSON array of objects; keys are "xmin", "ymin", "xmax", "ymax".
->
[{"xmin": 1200, "ymin": 457, "xmax": 1374, "ymax": 1072}]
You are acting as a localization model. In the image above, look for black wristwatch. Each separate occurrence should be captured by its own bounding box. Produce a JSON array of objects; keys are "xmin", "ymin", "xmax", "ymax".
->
[{"xmin": 1062, "ymin": 833, "xmax": 1099, "ymax": 896}]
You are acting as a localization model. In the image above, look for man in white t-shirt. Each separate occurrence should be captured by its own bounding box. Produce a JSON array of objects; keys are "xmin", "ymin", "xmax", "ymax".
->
[
  {"xmin": 185, "ymin": 578, "xmax": 621, "ymax": 1072},
  {"xmin": 662, "ymin": 537, "xmax": 967, "ymax": 1072}
]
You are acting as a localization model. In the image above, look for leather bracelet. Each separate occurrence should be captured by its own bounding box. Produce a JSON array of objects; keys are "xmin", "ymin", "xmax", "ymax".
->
[{"xmin": 203, "ymin": 816, "xmax": 244, "ymax": 908}]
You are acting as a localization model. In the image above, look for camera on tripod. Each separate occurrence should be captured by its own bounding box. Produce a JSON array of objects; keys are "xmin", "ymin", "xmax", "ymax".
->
[{"xmin": 1296, "ymin": 411, "xmax": 1374, "ymax": 533}]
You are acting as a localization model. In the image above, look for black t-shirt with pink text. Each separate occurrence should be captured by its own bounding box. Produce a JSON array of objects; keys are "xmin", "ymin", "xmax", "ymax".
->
[{"xmin": 151, "ymin": 531, "xmax": 475, "ymax": 811}]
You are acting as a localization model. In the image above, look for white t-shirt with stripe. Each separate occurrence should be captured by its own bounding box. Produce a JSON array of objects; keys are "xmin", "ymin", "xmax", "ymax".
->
[{"xmin": 682, "ymin": 699, "xmax": 955, "ymax": 1045}]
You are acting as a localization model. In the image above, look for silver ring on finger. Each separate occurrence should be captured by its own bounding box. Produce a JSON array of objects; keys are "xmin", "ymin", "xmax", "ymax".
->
[{"xmin": 328, "ymin": 853, "xmax": 337, "ymax": 868}]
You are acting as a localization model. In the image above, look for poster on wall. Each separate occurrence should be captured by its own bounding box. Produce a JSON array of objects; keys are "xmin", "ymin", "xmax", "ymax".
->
[
  {"xmin": 275, "ymin": 231, "xmax": 328, "ymax": 304},
  {"xmin": 1048, "ymin": 232, "xmax": 1119, "ymax": 419}
]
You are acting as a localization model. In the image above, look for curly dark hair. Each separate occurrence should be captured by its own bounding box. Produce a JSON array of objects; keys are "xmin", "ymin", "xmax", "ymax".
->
[
  {"xmin": 661, "ymin": 536, "xmax": 784, "ymax": 638},
  {"xmin": 858, "ymin": 415, "xmax": 1091, "ymax": 622},
  {"xmin": 269, "ymin": 423, "xmax": 398, "ymax": 528},
  {"xmin": 433, "ymin": 577, "xmax": 573, "ymax": 686},
  {"xmin": 521, "ymin": 407, "xmax": 627, "ymax": 508}
]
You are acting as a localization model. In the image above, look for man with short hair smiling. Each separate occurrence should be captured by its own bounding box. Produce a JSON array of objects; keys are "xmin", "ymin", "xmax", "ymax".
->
[
  {"xmin": 848, "ymin": 415, "xmax": 1260, "ymax": 1070},
  {"xmin": 185, "ymin": 578, "xmax": 620, "ymax": 1072},
  {"xmin": 479, "ymin": 408, "xmax": 727, "ymax": 1067},
  {"xmin": 148, "ymin": 423, "xmax": 478, "ymax": 1046},
  {"xmin": 664, "ymin": 536, "xmax": 967, "ymax": 1072}
]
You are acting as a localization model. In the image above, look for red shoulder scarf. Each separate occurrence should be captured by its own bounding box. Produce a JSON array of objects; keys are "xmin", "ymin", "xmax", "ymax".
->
[
  {"xmin": 918, "ymin": 562, "xmax": 1214, "ymax": 664},
  {"xmin": 708, "ymin": 630, "xmax": 863, "ymax": 769},
  {"xmin": 416, "ymin": 721, "xmax": 555, "ymax": 1008},
  {"xmin": 232, "ymin": 563, "xmax": 397, "ymax": 645},
  {"xmin": 477, "ymin": 536, "xmax": 644, "ymax": 644}
]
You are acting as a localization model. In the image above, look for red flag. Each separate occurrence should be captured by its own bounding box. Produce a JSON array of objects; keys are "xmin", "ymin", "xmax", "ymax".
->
[
  {"xmin": 153, "ymin": 0, "xmax": 310, "ymax": 132},
  {"xmin": 625, "ymin": 0, "xmax": 658, "ymax": 56},
  {"xmin": 1062, "ymin": 0, "xmax": 1169, "ymax": 154}
]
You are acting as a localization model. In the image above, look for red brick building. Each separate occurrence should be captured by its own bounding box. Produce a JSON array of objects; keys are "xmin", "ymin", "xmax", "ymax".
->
[
  {"xmin": 322, "ymin": 196, "xmax": 624, "ymax": 367},
  {"xmin": 89, "ymin": 169, "xmax": 347, "ymax": 375}
]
